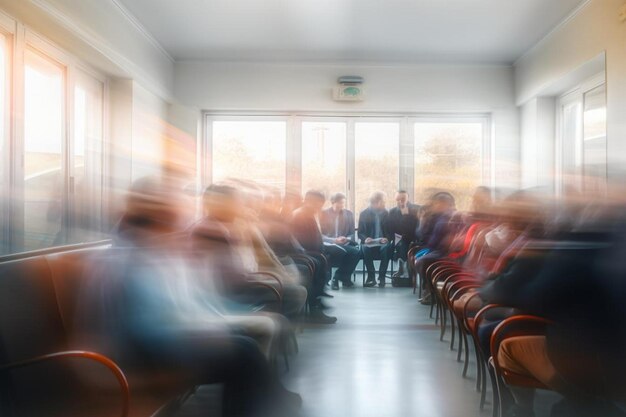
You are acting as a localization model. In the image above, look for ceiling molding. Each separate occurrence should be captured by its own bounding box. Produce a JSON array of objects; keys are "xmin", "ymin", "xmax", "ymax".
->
[
  {"xmin": 514, "ymin": 0, "xmax": 592, "ymax": 67},
  {"xmin": 175, "ymin": 58, "xmax": 514, "ymax": 69},
  {"xmin": 108, "ymin": 0, "xmax": 175, "ymax": 63},
  {"xmin": 28, "ymin": 0, "xmax": 173, "ymax": 101}
]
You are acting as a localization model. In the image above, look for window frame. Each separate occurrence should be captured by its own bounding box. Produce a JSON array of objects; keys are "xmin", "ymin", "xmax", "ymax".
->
[
  {"xmin": 1, "ymin": 15, "xmax": 109, "ymax": 255},
  {"xmin": 203, "ymin": 112, "xmax": 492, "ymax": 214},
  {"xmin": 555, "ymin": 72, "xmax": 606, "ymax": 195}
]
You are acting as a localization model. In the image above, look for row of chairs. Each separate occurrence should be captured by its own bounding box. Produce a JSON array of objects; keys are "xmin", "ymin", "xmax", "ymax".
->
[{"xmin": 408, "ymin": 222, "xmax": 552, "ymax": 417}]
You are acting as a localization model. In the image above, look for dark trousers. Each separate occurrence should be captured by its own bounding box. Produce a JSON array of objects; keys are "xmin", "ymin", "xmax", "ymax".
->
[
  {"xmin": 415, "ymin": 250, "xmax": 445, "ymax": 295},
  {"xmin": 137, "ymin": 335, "xmax": 282, "ymax": 417},
  {"xmin": 362, "ymin": 242, "xmax": 394, "ymax": 282},
  {"xmin": 325, "ymin": 244, "xmax": 361, "ymax": 284},
  {"xmin": 300, "ymin": 252, "xmax": 329, "ymax": 301},
  {"xmin": 394, "ymin": 240, "xmax": 410, "ymax": 262}
]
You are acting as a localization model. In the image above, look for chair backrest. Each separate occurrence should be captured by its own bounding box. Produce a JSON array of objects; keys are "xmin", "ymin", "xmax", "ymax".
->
[{"xmin": 0, "ymin": 246, "xmax": 111, "ymax": 411}]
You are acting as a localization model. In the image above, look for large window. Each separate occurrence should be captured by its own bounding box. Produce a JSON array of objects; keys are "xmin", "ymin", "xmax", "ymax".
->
[
  {"xmin": 0, "ymin": 17, "xmax": 109, "ymax": 256},
  {"xmin": 72, "ymin": 69, "xmax": 105, "ymax": 242},
  {"xmin": 211, "ymin": 120, "xmax": 287, "ymax": 189},
  {"xmin": 23, "ymin": 48, "xmax": 65, "ymax": 251},
  {"xmin": 582, "ymin": 84, "xmax": 607, "ymax": 192},
  {"xmin": 0, "ymin": 32, "xmax": 9, "ymax": 254},
  {"xmin": 205, "ymin": 115, "xmax": 489, "ymax": 220},
  {"xmin": 301, "ymin": 121, "xmax": 346, "ymax": 203},
  {"xmin": 558, "ymin": 75, "xmax": 606, "ymax": 194},
  {"xmin": 414, "ymin": 121, "xmax": 484, "ymax": 210},
  {"xmin": 354, "ymin": 122, "xmax": 399, "ymax": 216}
]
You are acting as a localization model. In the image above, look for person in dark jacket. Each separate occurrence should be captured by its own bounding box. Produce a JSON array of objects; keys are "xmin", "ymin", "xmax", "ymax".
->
[
  {"xmin": 320, "ymin": 192, "xmax": 361, "ymax": 290},
  {"xmin": 358, "ymin": 191, "xmax": 394, "ymax": 287},
  {"xmin": 290, "ymin": 190, "xmax": 338, "ymax": 324},
  {"xmin": 414, "ymin": 191, "xmax": 456, "ymax": 303},
  {"xmin": 495, "ymin": 209, "xmax": 626, "ymax": 417},
  {"xmin": 387, "ymin": 190, "xmax": 419, "ymax": 277}
]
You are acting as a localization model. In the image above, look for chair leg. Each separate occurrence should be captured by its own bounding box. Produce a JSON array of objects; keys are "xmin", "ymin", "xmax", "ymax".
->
[
  {"xmin": 457, "ymin": 323, "xmax": 464, "ymax": 362},
  {"xmin": 449, "ymin": 314, "xmax": 456, "ymax": 350},
  {"xmin": 494, "ymin": 372, "xmax": 510, "ymax": 417},
  {"xmin": 462, "ymin": 329, "xmax": 470, "ymax": 377},
  {"xmin": 480, "ymin": 359, "xmax": 488, "ymax": 409},
  {"xmin": 439, "ymin": 303, "xmax": 447, "ymax": 341},
  {"xmin": 489, "ymin": 365, "xmax": 500, "ymax": 417},
  {"xmin": 474, "ymin": 342, "xmax": 483, "ymax": 391}
]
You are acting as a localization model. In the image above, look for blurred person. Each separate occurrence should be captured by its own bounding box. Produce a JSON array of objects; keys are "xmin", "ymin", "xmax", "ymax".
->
[
  {"xmin": 493, "ymin": 207, "xmax": 626, "ymax": 417},
  {"xmin": 319, "ymin": 192, "xmax": 360, "ymax": 290},
  {"xmin": 414, "ymin": 191, "xmax": 456, "ymax": 304},
  {"xmin": 75, "ymin": 177, "xmax": 301, "ymax": 417},
  {"xmin": 258, "ymin": 187, "xmax": 331, "ymax": 307},
  {"xmin": 280, "ymin": 189, "xmax": 302, "ymax": 222},
  {"xmin": 290, "ymin": 190, "xmax": 338, "ymax": 324},
  {"xmin": 387, "ymin": 190, "xmax": 420, "ymax": 279},
  {"xmin": 358, "ymin": 191, "xmax": 394, "ymax": 288},
  {"xmin": 198, "ymin": 184, "xmax": 307, "ymax": 319},
  {"xmin": 467, "ymin": 185, "xmax": 493, "ymax": 222}
]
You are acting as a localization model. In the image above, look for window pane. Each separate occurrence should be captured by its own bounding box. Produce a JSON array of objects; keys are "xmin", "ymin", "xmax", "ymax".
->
[
  {"xmin": 414, "ymin": 122, "xmax": 482, "ymax": 210},
  {"xmin": 301, "ymin": 121, "xmax": 346, "ymax": 204},
  {"xmin": 0, "ymin": 33, "xmax": 7, "ymax": 254},
  {"xmin": 561, "ymin": 101, "xmax": 583, "ymax": 190},
  {"xmin": 24, "ymin": 49, "xmax": 65, "ymax": 251},
  {"xmin": 71, "ymin": 71, "xmax": 105, "ymax": 242},
  {"xmin": 355, "ymin": 122, "xmax": 399, "ymax": 218},
  {"xmin": 583, "ymin": 84, "xmax": 607, "ymax": 192},
  {"xmin": 212, "ymin": 121, "xmax": 286, "ymax": 189}
]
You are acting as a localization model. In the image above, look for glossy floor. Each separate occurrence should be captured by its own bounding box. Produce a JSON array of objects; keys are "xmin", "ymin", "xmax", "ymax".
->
[
  {"xmin": 178, "ymin": 285, "xmax": 560, "ymax": 417},
  {"xmin": 283, "ymin": 286, "xmax": 559, "ymax": 417}
]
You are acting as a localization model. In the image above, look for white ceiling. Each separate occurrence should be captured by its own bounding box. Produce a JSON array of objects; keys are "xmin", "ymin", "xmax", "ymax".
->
[{"xmin": 117, "ymin": 0, "xmax": 587, "ymax": 64}]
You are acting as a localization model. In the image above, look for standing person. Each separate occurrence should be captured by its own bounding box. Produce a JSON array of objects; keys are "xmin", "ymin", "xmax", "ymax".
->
[
  {"xmin": 387, "ymin": 190, "xmax": 420, "ymax": 278},
  {"xmin": 320, "ymin": 192, "xmax": 361, "ymax": 290},
  {"xmin": 358, "ymin": 191, "xmax": 393, "ymax": 288},
  {"xmin": 290, "ymin": 190, "xmax": 338, "ymax": 324}
]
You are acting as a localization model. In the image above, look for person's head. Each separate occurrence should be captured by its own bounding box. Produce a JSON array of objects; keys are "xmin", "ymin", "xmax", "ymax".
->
[
  {"xmin": 395, "ymin": 190, "xmax": 409, "ymax": 209},
  {"xmin": 303, "ymin": 190, "xmax": 326, "ymax": 213},
  {"xmin": 123, "ymin": 176, "xmax": 183, "ymax": 234},
  {"xmin": 497, "ymin": 190, "xmax": 543, "ymax": 235},
  {"xmin": 369, "ymin": 191, "xmax": 386, "ymax": 211},
  {"xmin": 430, "ymin": 192, "xmax": 455, "ymax": 214},
  {"xmin": 330, "ymin": 192, "xmax": 346, "ymax": 212},
  {"xmin": 203, "ymin": 184, "xmax": 242, "ymax": 222},
  {"xmin": 471, "ymin": 186, "xmax": 492, "ymax": 214}
]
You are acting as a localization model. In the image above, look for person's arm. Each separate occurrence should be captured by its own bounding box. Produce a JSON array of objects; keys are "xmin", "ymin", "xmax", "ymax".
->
[
  {"xmin": 290, "ymin": 214, "xmax": 314, "ymax": 252},
  {"xmin": 426, "ymin": 217, "xmax": 449, "ymax": 250},
  {"xmin": 383, "ymin": 212, "xmax": 394, "ymax": 242},
  {"xmin": 358, "ymin": 212, "xmax": 368, "ymax": 242},
  {"xmin": 346, "ymin": 211, "xmax": 356, "ymax": 242}
]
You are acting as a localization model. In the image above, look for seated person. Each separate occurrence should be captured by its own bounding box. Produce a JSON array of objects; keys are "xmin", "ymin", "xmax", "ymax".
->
[
  {"xmin": 358, "ymin": 191, "xmax": 394, "ymax": 288},
  {"xmin": 387, "ymin": 190, "xmax": 419, "ymax": 278},
  {"xmin": 414, "ymin": 191, "xmax": 456, "ymax": 303},
  {"xmin": 75, "ymin": 177, "xmax": 301, "ymax": 417},
  {"xmin": 320, "ymin": 192, "xmax": 361, "ymax": 290},
  {"xmin": 494, "ymin": 203, "xmax": 626, "ymax": 417},
  {"xmin": 257, "ymin": 187, "xmax": 327, "ymax": 302},
  {"xmin": 195, "ymin": 184, "xmax": 307, "ymax": 319},
  {"xmin": 290, "ymin": 190, "xmax": 338, "ymax": 324}
]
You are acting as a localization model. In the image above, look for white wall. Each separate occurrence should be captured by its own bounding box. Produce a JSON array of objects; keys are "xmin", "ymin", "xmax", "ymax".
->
[
  {"xmin": 520, "ymin": 97, "xmax": 556, "ymax": 189},
  {"xmin": 0, "ymin": 0, "xmax": 175, "ymax": 100},
  {"xmin": 515, "ymin": 0, "xmax": 626, "ymax": 182},
  {"xmin": 175, "ymin": 61, "xmax": 520, "ymax": 188}
]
